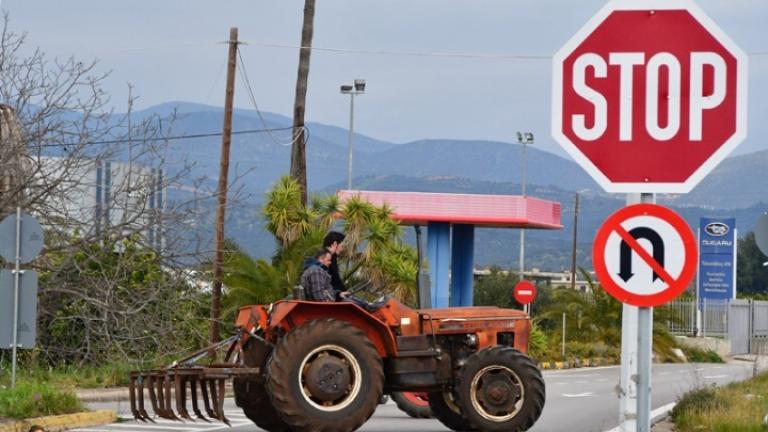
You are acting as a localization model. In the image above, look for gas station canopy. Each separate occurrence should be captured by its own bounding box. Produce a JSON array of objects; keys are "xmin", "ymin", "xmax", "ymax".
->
[
  {"xmin": 337, "ymin": 190, "xmax": 563, "ymax": 308},
  {"xmin": 337, "ymin": 190, "xmax": 562, "ymax": 229}
]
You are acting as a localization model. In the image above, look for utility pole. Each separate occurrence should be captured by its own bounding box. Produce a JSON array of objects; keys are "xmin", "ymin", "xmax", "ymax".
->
[
  {"xmin": 570, "ymin": 192, "xmax": 580, "ymax": 290},
  {"xmin": 209, "ymin": 27, "xmax": 238, "ymax": 345},
  {"xmin": 290, "ymin": 0, "xmax": 316, "ymax": 206}
]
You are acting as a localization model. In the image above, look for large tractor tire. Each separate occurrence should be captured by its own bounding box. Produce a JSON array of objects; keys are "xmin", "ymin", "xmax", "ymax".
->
[
  {"xmin": 266, "ymin": 318, "xmax": 384, "ymax": 432},
  {"xmin": 454, "ymin": 346, "xmax": 545, "ymax": 431},
  {"xmin": 233, "ymin": 337, "xmax": 291, "ymax": 432},
  {"xmin": 392, "ymin": 392, "xmax": 433, "ymax": 419},
  {"xmin": 428, "ymin": 390, "xmax": 476, "ymax": 431}
]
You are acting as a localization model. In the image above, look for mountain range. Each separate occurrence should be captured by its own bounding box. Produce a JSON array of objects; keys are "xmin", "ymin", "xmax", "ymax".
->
[{"xmin": 132, "ymin": 102, "xmax": 767, "ymax": 268}]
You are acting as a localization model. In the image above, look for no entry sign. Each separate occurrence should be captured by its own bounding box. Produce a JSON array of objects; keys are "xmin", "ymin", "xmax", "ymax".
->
[
  {"xmin": 552, "ymin": 0, "xmax": 748, "ymax": 193},
  {"xmin": 593, "ymin": 204, "xmax": 697, "ymax": 307},
  {"xmin": 513, "ymin": 280, "xmax": 537, "ymax": 305}
]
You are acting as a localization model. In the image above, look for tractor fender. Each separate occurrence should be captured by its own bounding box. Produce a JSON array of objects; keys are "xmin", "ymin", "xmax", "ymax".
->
[{"xmin": 269, "ymin": 301, "xmax": 398, "ymax": 357}]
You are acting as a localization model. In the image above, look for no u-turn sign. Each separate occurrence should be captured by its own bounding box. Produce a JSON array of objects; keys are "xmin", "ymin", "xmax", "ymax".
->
[{"xmin": 593, "ymin": 204, "xmax": 697, "ymax": 307}]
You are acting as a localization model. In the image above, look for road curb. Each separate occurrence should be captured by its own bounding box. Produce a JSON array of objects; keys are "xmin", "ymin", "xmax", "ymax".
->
[
  {"xmin": 539, "ymin": 357, "xmax": 614, "ymax": 370},
  {"xmin": 0, "ymin": 410, "xmax": 116, "ymax": 432}
]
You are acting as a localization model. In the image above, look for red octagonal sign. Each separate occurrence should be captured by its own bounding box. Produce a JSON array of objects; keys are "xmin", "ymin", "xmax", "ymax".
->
[{"xmin": 552, "ymin": 0, "xmax": 747, "ymax": 193}]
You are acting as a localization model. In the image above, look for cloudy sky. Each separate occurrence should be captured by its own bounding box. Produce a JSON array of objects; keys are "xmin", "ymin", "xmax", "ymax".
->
[{"xmin": 3, "ymin": 0, "xmax": 766, "ymax": 156}]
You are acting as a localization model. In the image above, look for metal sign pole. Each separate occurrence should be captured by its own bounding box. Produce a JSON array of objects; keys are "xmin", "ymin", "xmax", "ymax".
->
[
  {"xmin": 11, "ymin": 207, "xmax": 21, "ymax": 388},
  {"xmin": 619, "ymin": 193, "xmax": 655, "ymax": 431}
]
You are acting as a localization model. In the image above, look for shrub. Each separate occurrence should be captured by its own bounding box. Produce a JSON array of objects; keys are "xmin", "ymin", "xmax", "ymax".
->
[
  {"xmin": 683, "ymin": 346, "xmax": 724, "ymax": 363},
  {"xmin": 0, "ymin": 381, "xmax": 83, "ymax": 419}
]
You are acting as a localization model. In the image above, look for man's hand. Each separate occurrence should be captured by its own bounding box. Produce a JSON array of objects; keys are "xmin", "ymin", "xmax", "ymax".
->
[{"xmin": 338, "ymin": 291, "xmax": 351, "ymax": 299}]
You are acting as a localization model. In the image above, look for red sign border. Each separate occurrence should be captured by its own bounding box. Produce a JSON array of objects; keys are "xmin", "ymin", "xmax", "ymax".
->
[
  {"xmin": 551, "ymin": 0, "xmax": 748, "ymax": 194},
  {"xmin": 513, "ymin": 280, "xmax": 537, "ymax": 305},
  {"xmin": 592, "ymin": 204, "xmax": 698, "ymax": 307}
]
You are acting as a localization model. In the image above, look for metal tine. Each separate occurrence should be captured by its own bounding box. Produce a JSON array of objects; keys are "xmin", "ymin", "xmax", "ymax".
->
[
  {"xmin": 147, "ymin": 373, "xmax": 161, "ymax": 421},
  {"xmin": 216, "ymin": 378, "xmax": 230, "ymax": 426},
  {"xmin": 173, "ymin": 372, "xmax": 192, "ymax": 420},
  {"xmin": 164, "ymin": 371, "xmax": 181, "ymax": 421},
  {"xmin": 208, "ymin": 379, "xmax": 221, "ymax": 421},
  {"xmin": 137, "ymin": 374, "xmax": 154, "ymax": 423},
  {"xmin": 129, "ymin": 373, "xmax": 141, "ymax": 421},
  {"xmin": 189, "ymin": 376, "xmax": 210, "ymax": 422},
  {"xmin": 155, "ymin": 373, "xmax": 168, "ymax": 419},
  {"xmin": 200, "ymin": 377, "xmax": 217, "ymax": 419}
]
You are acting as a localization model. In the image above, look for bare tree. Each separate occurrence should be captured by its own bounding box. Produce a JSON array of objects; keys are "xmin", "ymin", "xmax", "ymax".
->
[{"xmin": 0, "ymin": 14, "xmax": 232, "ymax": 366}]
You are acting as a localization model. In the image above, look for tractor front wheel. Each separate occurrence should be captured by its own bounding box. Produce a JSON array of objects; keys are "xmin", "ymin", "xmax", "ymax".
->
[
  {"xmin": 455, "ymin": 346, "xmax": 545, "ymax": 431},
  {"xmin": 266, "ymin": 318, "xmax": 384, "ymax": 432}
]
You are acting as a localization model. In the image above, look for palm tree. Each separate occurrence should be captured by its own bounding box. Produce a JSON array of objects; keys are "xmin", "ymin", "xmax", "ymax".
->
[{"xmin": 224, "ymin": 176, "xmax": 418, "ymax": 311}]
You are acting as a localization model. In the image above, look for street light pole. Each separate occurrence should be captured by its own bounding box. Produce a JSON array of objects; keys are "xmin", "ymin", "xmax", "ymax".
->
[
  {"xmin": 340, "ymin": 79, "xmax": 365, "ymax": 189},
  {"xmin": 516, "ymin": 131, "xmax": 534, "ymax": 313}
]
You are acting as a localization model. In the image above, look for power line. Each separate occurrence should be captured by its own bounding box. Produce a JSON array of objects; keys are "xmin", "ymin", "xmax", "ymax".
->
[
  {"xmin": 236, "ymin": 47, "xmax": 305, "ymax": 147},
  {"xmin": 36, "ymin": 126, "xmax": 295, "ymax": 148},
  {"xmin": 242, "ymin": 40, "xmax": 768, "ymax": 59}
]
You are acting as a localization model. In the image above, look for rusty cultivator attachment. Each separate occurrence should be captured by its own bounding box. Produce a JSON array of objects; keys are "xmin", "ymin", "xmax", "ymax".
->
[{"xmin": 129, "ymin": 334, "xmax": 258, "ymax": 424}]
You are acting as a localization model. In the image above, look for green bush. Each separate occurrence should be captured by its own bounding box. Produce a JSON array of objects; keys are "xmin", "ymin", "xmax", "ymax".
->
[
  {"xmin": 683, "ymin": 346, "xmax": 724, "ymax": 363},
  {"xmin": 0, "ymin": 381, "xmax": 83, "ymax": 419}
]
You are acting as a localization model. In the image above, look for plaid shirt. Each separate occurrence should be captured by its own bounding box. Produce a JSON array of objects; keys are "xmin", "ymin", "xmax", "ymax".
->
[{"xmin": 301, "ymin": 264, "xmax": 335, "ymax": 302}]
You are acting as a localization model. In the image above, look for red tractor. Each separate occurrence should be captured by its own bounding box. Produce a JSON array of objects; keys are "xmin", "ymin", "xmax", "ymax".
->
[{"xmin": 130, "ymin": 294, "xmax": 545, "ymax": 432}]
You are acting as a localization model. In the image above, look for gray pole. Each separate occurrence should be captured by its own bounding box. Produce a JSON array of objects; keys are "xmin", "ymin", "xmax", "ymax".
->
[
  {"xmin": 519, "ymin": 140, "xmax": 527, "ymax": 313},
  {"xmin": 347, "ymin": 93, "xmax": 355, "ymax": 190},
  {"xmin": 11, "ymin": 206, "xmax": 21, "ymax": 388},
  {"xmin": 637, "ymin": 305, "xmax": 654, "ymax": 432},
  {"xmin": 561, "ymin": 312, "xmax": 566, "ymax": 358}
]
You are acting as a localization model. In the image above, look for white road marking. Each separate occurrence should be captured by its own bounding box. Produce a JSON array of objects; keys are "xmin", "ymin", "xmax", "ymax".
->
[
  {"xmin": 75, "ymin": 410, "xmax": 251, "ymax": 432},
  {"xmin": 603, "ymin": 402, "xmax": 677, "ymax": 432},
  {"xmin": 703, "ymin": 374, "xmax": 729, "ymax": 379},
  {"xmin": 562, "ymin": 392, "xmax": 595, "ymax": 398}
]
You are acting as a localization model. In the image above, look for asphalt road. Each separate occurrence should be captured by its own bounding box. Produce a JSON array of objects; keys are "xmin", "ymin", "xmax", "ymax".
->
[{"xmin": 82, "ymin": 361, "xmax": 760, "ymax": 432}]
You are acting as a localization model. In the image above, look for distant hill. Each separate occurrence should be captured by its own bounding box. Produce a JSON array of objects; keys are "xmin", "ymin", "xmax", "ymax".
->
[{"xmin": 113, "ymin": 102, "xmax": 767, "ymax": 269}]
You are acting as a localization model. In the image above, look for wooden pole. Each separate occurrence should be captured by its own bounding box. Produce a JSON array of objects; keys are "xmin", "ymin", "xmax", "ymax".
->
[
  {"xmin": 209, "ymin": 27, "xmax": 238, "ymax": 345},
  {"xmin": 290, "ymin": 0, "xmax": 316, "ymax": 205},
  {"xmin": 571, "ymin": 192, "xmax": 580, "ymax": 290}
]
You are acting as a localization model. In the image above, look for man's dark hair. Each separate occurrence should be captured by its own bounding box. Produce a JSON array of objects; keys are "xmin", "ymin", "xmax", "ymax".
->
[
  {"xmin": 323, "ymin": 231, "xmax": 346, "ymax": 248},
  {"xmin": 313, "ymin": 249, "xmax": 331, "ymax": 260},
  {"xmin": 28, "ymin": 426, "xmax": 45, "ymax": 432}
]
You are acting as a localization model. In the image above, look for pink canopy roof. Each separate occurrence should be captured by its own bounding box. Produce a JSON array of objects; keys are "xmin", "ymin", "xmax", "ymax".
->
[{"xmin": 337, "ymin": 190, "xmax": 562, "ymax": 229}]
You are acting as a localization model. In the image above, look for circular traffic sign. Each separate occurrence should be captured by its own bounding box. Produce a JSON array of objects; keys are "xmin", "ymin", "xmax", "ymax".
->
[
  {"xmin": 552, "ymin": 0, "xmax": 748, "ymax": 193},
  {"xmin": 593, "ymin": 204, "xmax": 697, "ymax": 307},
  {"xmin": 513, "ymin": 280, "xmax": 537, "ymax": 306},
  {"xmin": 0, "ymin": 212, "xmax": 44, "ymax": 264}
]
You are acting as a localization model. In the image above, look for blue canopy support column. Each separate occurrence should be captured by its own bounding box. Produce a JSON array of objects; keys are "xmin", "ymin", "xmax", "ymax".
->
[
  {"xmin": 450, "ymin": 224, "xmax": 475, "ymax": 306},
  {"xmin": 427, "ymin": 222, "xmax": 451, "ymax": 308}
]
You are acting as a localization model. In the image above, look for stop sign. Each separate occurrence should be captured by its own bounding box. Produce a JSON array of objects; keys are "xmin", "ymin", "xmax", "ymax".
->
[{"xmin": 552, "ymin": 0, "xmax": 747, "ymax": 193}]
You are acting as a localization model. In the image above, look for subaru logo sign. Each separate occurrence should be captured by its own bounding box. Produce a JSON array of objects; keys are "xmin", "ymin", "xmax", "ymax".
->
[{"xmin": 705, "ymin": 222, "xmax": 730, "ymax": 237}]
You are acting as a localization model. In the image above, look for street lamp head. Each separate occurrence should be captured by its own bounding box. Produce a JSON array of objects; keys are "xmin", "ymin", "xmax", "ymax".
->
[
  {"xmin": 340, "ymin": 84, "xmax": 353, "ymax": 94},
  {"xmin": 524, "ymin": 132, "xmax": 534, "ymax": 143},
  {"xmin": 354, "ymin": 79, "xmax": 366, "ymax": 92},
  {"xmin": 516, "ymin": 131, "xmax": 534, "ymax": 145}
]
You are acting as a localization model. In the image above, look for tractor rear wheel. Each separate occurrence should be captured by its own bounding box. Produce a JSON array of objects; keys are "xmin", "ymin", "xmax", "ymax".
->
[
  {"xmin": 392, "ymin": 392, "xmax": 433, "ymax": 419},
  {"xmin": 428, "ymin": 390, "xmax": 476, "ymax": 431},
  {"xmin": 266, "ymin": 318, "xmax": 384, "ymax": 432},
  {"xmin": 455, "ymin": 346, "xmax": 545, "ymax": 431},
  {"xmin": 233, "ymin": 337, "xmax": 291, "ymax": 432}
]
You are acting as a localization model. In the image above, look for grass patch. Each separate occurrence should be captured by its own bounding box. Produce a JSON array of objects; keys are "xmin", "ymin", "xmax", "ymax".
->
[
  {"xmin": 683, "ymin": 346, "xmax": 724, "ymax": 363},
  {"xmin": 0, "ymin": 381, "xmax": 84, "ymax": 419},
  {"xmin": 1, "ymin": 361, "xmax": 137, "ymax": 389},
  {"xmin": 671, "ymin": 372, "xmax": 768, "ymax": 431}
]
